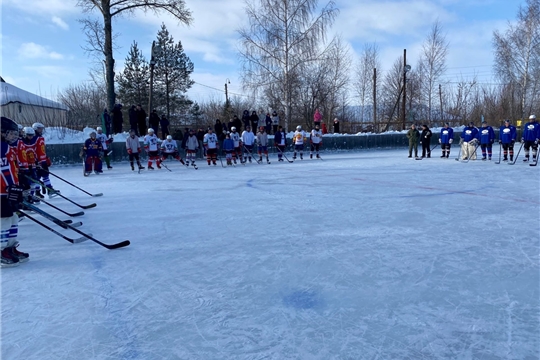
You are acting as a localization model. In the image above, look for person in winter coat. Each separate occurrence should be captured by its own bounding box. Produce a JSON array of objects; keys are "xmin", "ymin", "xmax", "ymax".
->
[
  {"xmin": 249, "ymin": 111, "xmax": 259, "ymax": 131},
  {"xmin": 136, "ymin": 105, "xmax": 147, "ymax": 137},
  {"xmin": 149, "ymin": 109, "xmax": 160, "ymax": 136},
  {"xmin": 101, "ymin": 109, "xmax": 112, "ymax": 136},
  {"xmin": 215, "ymin": 119, "xmax": 224, "ymax": 140},
  {"xmin": 232, "ymin": 114, "xmax": 242, "ymax": 132},
  {"xmin": 321, "ymin": 123, "xmax": 328, "ymax": 135},
  {"xmin": 271, "ymin": 111, "xmax": 279, "ymax": 134},
  {"xmin": 478, "ymin": 121, "xmax": 495, "ymax": 160},
  {"xmin": 333, "ymin": 118, "xmax": 340, "ymax": 134},
  {"xmin": 313, "ymin": 108, "xmax": 322, "ymax": 127},
  {"xmin": 265, "ymin": 113, "xmax": 272, "ymax": 134},
  {"xmin": 460, "ymin": 122, "xmax": 479, "ymax": 160},
  {"xmin": 128, "ymin": 105, "xmax": 138, "ymax": 135},
  {"xmin": 181, "ymin": 128, "xmax": 190, "ymax": 150},
  {"xmin": 498, "ymin": 119, "xmax": 517, "ymax": 162},
  {"xmin": 196, "ymin": 128, "xmax": 206, "ymax": 158},
  {"xmin": 160, "ymin": 115, "xmax": 170, "ymax": 139},
  {"xmin": 406, "ymin": 124, "xmax": 420, "ymax": 158},
  {"xmin": 420, "ymin": 124, "xmax": 432, "ymax": 158},
  {"xmin": 241, "ymin": 110, "xmax": 250, "ymax": 130},
  {"xmin": 439, "ymin": 123, "xmax": 454, "ymax": 158},
  {"xmin": 112, "ymin": 104, "xmax": 123, "ymax": 134}
]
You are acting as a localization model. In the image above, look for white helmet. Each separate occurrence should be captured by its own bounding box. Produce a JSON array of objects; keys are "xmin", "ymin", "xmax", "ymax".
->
[
  {"xmin": 296, "ymin": 125, "xmax": 302, "ymax": 130},
  {"xmin": 32, "ymin": 122, "xmax": 45, "ymax": 131},
  {"xmin": 23, "ymin": 127, "xmax": 35, "ymax": 136},
  {"xmin": 166, "ymin": 135, "xmax": 172, "ymax": 140},
  {"xmin": 96, "ymin": 126, "xmax": 103, "ymax": 131},
  {"xmin": 17, "ymin": 124, "xmax": 23, "ymax": 131},
  {"xmin": 148, "ymin": 128, "xmax": 154, "ymax": 134},
  {"xmin": 530, "ymin": 115, "xmax": 537, "ymax": 120},
  {"xmin": 231, "ymin": 127, "xmax": 236, "ymax": 131}
]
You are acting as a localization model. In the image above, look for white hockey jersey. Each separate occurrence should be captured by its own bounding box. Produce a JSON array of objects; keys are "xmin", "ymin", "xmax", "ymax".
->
[
  {"xmin": 242, "ymin": 131, "xmax": 255, "ymax": 146},
  {"xmin": 161, "ymin": 139, "xmax": 178, "ymax": 153},
  {"xmin": 96, "ymin": 133, "xmax": 109, "ymax": 150},
  {"xmin": 310, "ymin": 129, "xmax": 322, "ymax": 144},
  {"xmin": 230, "ymin": 132, "xmax": 241, "ymax": 147},
  {"xmin": 144, "ymin": 134, "xmax": 160, "ymax": 151},
  {"xmin": 203, "ymin": 133, "xmax": 218, "ymax": 149},
  {"xmin": 293, "ymin": 130, "xmax": 307, "ymax": 145}
]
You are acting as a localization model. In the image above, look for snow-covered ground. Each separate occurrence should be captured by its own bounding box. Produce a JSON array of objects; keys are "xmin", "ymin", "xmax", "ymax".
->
[{"xmin": 2, "ymin": 149, "xmax": 539, "ymax": 359}]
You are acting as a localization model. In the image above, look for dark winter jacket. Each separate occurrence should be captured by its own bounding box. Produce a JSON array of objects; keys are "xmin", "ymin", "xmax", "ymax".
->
[
  {"xmin": 215, "ymin": 120, "xmax": 224, "ymax": 140},
  {"xmin": 274, "ymin": 130, "xmax": 287, "ymax": 146},
  {"xmin": 241, "ymin": 110, "xmax": 250, "ymax": 129},
  {"xmin": 149, "ymin": 111, "xmax": 160, "ymax": 133},
  {"xmin": 333, "ymin": 120, "xmax": 340, "ymax": 134},
  {"xmin": 420, "ymin": 128, "xmax": 432, "ymax": 144},
  {"xmin": 181, "ymin": 129, "xmax": 190, "ymax": 149},
  {"xmin": 232, "ymin": 116, "xmax": 242, "ymax": 131},
  {"xmin": 160, "ymin": 116, "xmax": 170, "ymax": 133},
  {"xmin": 249, "ymin": 112, "xmax": 259, "ymax": 130},
  {"xmin": 265, "ymin": 115, "xmax": 272, "ymax": 132},
  {"xmin": 112, "ymin": 104, "xmax": 123, "ymax": 133},
  {"xmin": 128, "ymin": 106, "xmax": 137, "ymax": 128}
]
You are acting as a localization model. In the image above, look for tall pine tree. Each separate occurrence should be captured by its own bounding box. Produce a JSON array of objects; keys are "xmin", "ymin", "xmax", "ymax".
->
[
  {"xmin": 153, "ymin": 23, "xmax": 195, "ymax": 119},
  {"xmin": 116, "ymin": 42, "xmax": 150, "ymax": 107}
]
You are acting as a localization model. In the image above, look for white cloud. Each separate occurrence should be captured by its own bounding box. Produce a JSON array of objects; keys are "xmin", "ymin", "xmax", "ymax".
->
[
  {"xmin": 52, "ymin": 16, "xmax": 69, "ymax": 30},
  {"xmin": 18, "ymin": 42, "xmax": 64, "ymax": 60},
  {"xmin": 2, "ymin": 0, "xmax": 77, "ymax": 16}
]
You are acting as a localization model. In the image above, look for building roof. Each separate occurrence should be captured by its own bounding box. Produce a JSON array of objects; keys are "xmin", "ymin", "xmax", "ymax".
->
[{"xmin": 0, "ymin": 80, "xmax": 68, "ymax": 111}]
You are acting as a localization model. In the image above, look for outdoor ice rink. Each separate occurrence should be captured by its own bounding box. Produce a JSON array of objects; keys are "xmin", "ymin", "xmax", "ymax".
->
[{"xmin": 2, "ymin": 149, "xmax": 539, "ymax": 359}]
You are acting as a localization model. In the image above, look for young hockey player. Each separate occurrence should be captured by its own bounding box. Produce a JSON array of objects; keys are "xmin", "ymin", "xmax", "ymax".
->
[
  {"xmin": 223, "ymin": 133, "xmax": 235, "ymax": 166},
  {"xmin": 241, "ymin": 125, "xmax": 256, "ymax": 163},
  {"xmin": 256, "ymin": 126, "xmax": 270, "ymax": 164},
  {"xmin": 310, "ymin": 124, "xmax": 323, "ymax": 159},
  {"xmin": 32, "ymin": 122, "xmax": 57, "ymax": 198},
  {"xmin": 439, "ymin": 123, "xmax": 454, "ymax": 158},
  {"xmin": 292, "ymin": 125, "xmax": 307, "ymax": 160},
  {"xmin": 1, "ymin": 116, "xmax": 28, "ymax": 267},
  {"xmin": 83, "ymin": 131, "xmax": 103, "ymax": 176},
  {"xmin": 230, "ymin": 127, "xmax": 243, "ymax": 164},
  {"xmin": 144, "ymin": 128, "xmax": 161, "ymax": 169},
  {"xmin": 478, "ymin": 121, "xmax": 495, "ymax": 160},
  {"xmin": 96, "ymin": 127, "xmax": 113, "ymax": 169},
  {"xmin": 498, "ymin": 120, "xmax": 517, "ymax": 162},
  {"xmin": 126, "ymin": 129, "xmax": 144, "ymax": 171},
  {"xmin": 521, "ymin": 115, "xmax": 539, "ymax": 162},
  {"xmin": 274, "ymin": 126, "xmax": 287, "ymax": 161},
  {"xmin": 160, "ymin": 135, "xmax": 186, "ymax": 165},
  {"xmin": 203, "ymin": 128, "xmax": 219, "ymax": 165},
  {"xmin": 460, "ymin": 122, "xmax": 479, "ymax": 160},
  {"xmin": 185, "ymin": 129, "xmax": 199, "ymax": 168},
  {"xmin": 20, "ymin": 127, "xmax": 41, "ymax": 204}
]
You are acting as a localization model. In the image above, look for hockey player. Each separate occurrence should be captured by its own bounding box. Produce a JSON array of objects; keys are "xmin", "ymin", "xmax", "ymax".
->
[
  {"xmin": 521, "ymin": 115, "xmax": 539, "ymax": 162},
  {"xmin": 478, "ymin": 121, "xmax": 495, "ymax": 160},
  {"xmin": 126, "ymin": 129, "xmax": 144, "ymax": 171},
  {"xmin": 310, "ymin": 124, "xmax": 323, "ymax": 159},
  {"xmin": 460, "ymin": 122, "xmax": 479, "ymax": 160},
  {"xmin": 32, "ymin": 122, "xmax": 57, "ymax": 197},
  {"xmin": 96, "ymin": 127, "xmax": 113, "ymax": 169},
  {"xmin": 1, "ymin": 116, "xmax": 28, "ymax": 267},
  {"xmin": 185, "ymin": 129, "xmax": 199, "ymax": 168},
  {"xmin": 439, "ymin": 123, "xmax": 454, "ymax": 158},
  {"xmin": 20, "ymin": 127, "xmax": 41, "ymax": 204},
  {"xmin": 274, "ymin": 126, "xmax": 287, "ymax": 161},
  {"xmin": 83, "ymin": 131, "xmax": 103, "ymax": 176},
  {"xmin": 498, "ymin": 120, "xmax": 517, "ymax": 162},
  {"xmin": 203, "ymin": 128, "xmax": 219, "ymax": 165},
  {"xmin": 256, "ymin": 126, "xmax": 270, "ymax": 164},
  {"xmin": 230, "ymin": 127, "xmax": 243, "ymax": 164},
  {"xmin": 292, "ymin": 125, "xmax": 307, "ymax": 160},
  {"xmin": 144, "ymin": 128, "xmax": 161, "ymax": 169},
  {"xmin": 223, "ymin": 133, "xmax": 235, "ymax": 166},
  {"xmin": 241, "ymin": 125, "xmax": 256, "ymax": 163},
  {"xmin": 160, "ymin": 135, "xmax": 186, "ymax": 165}
]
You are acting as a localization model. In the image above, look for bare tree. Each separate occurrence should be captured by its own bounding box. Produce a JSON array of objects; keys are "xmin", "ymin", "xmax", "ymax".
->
[
  {"xmin": 355, "ymin": 43, "xmax": 381, "ymax": 124},
  {"xmin": 418, "ymin": 20, "xmax": 449, "ymax": 125},
  {"xmin": 76, "ymin": 0, "xmax": 192, "ymax": 114},
  {"xmin": 238, "ymin": 0, "xmax": 339, "ymax": 130},
  {"xmin": 493, "ymin": 0, "xmax": 540, "ymax": 120},
  {"xmin": 381, "ymin": 56, "xmax": 404, "ymax": 131},
  {"xmin": 57, "ymin": 82, "xmax": 107, "ymax": 129}
]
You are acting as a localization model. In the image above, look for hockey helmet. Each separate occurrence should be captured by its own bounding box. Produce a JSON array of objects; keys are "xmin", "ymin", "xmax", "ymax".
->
[
  {"xmin": 231, "ymin": 127, "xmax": 236, "ymax": 131},
  {"xmin": 296, "ymin": 125, "xmax": 302, "ymax": 130},
  {"xmin": 148, "ymin": 128, "xmax": 155, "ymax": 134},
  {"xmin": 89, "ymin": 131, "xmax": 97, "ymax": 138},
  {"xmin": 166, "ymin": 135, "xmax": 172, "ymax": 140},
  {"xmin": 504, "ymin": 119, "xmax": 511, "ymax": 123},
  {"xmin": 1, "ymin": 117, "xmax": 19, "ymax": 143},
  {"xmin": 260, "ymin": 126, "xmax": 265, "ymax": 131},
  {"xmin": 23, "ymin": 127, "xmax": 35, "ymax": 136},
  {"xmin": 530, "ymin": 114, "xmax": 537, "ymax": 120},
  {"xmin": 96, "ymin": 126, "xmax": 103, "ymax": 132},
  {"xmin": 17, "ymin": 124, "xmax": 24, "ymax": 131},
  {"xmin": 32, "ymin": 122, "xmax": 45, "ymax": 131}
]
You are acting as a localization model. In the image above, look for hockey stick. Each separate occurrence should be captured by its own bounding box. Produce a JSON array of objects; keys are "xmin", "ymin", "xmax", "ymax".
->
[
  {"xmin": 160, "ymin": 162, "xmax": 172, "ymax": 172},
  {"xmin": 508, "ymin": 143, "xmax": 524, "ymax": 165},
  {"xmin": 530, "ymin": 155, "xmax": 539, "ymax": 166},
  {"xmin": 22, "ymin": 202, "xmax": 82, "ymax": 229},
  {"xmin": 461, "ymin": 143, "xmax": 481, "ymax": 163},
  {"xmin": 44, "ymin": 168, "xmax": 103, "ymax": 197},
  {"xmin": 23, "ymin": 202, "xmax": 130, "ymax": 250},
  {"xmin": 243, "ymin": 146, "xmax": 261, "ymax": 164},
  {"xmin": 25, "ymin": 175, "xmax": 97, "ymax": 209},
  {"xmin": 276, "ymin": 146, "xmax": 293, "ymax": 163},
  {"xmin": 494, "ymin": 143, "xmax": 502, "ymax": 164},
  {"xmin": 17, "ymin": 210, "xmax": 88, "ymax": 244},
  {"xmin": 36, "ymin": 197, "xmax": 85, "ymax": 217}
]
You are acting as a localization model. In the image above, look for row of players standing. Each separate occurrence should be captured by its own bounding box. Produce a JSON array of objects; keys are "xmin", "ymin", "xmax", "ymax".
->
[{"xmin": 406, "ymin": 114, "xmax": 540, "ymax": 161}]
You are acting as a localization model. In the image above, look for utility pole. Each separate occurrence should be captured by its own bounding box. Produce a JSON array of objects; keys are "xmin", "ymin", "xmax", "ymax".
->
[
  {"xmin": 401, "ymin": 49, "xmax": 407, "ymax": 130},
  {"xmin": 373, "ymin": 68, "xmax": 377, "ymax": 132},
  {"xmin": 147, "ymin": 41, "xmax": 161, "ymax": 116},
  {"xmin": 439, "ymin": 84, "xmax": 443, "ymax": 126}
]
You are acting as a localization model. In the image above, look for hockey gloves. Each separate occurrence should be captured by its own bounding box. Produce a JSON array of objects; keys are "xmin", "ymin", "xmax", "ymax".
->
[
  {"xmin": 127, "ymin": 148, "xmax": 133, "ymax": 154},
  {"xmin": 7, "ymin": 185, "xmax": 24, "ymax": 210}
]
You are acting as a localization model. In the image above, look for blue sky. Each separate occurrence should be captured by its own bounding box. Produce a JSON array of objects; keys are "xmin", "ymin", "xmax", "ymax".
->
[{"xmin": 1, "ymin": 0, "xmax": 521, "ymax": 104}]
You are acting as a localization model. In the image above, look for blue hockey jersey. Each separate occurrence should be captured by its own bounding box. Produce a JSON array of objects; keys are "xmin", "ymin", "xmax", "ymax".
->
[
  {"xmin": 499, "ymin": 125, "xmax": 516, "ymax": 144},
  {"xmin": 461, "ymin": 126, "xmax": 478, "ymax": 142},
  {"xmin": 439, "ymin": 127, "xmax": 453, "ymax": 144},
  {"xmin": 478, "ymin": 126, "xmax": 495, "ymax": 144}
]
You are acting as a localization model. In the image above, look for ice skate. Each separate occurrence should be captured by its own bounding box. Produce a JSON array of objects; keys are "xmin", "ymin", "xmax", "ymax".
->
[
  {"xmin": 1, "ymin": 248, "xmax": 20, "ymax": 267},
  {"xmin": 9, "ymin": 242, "xmax": 29, "ymax": 263}
]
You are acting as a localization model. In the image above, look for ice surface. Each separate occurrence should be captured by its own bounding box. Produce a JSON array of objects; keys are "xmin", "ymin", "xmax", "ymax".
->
[{"xmin": 1, "ymin": 150, "xmax": 539, "ymax": 359}]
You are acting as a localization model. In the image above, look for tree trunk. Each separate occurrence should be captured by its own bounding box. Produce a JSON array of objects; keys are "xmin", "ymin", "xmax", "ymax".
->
[{"xmin": 103, "ymin": 4, "xmax": 115, "ymax": 112}]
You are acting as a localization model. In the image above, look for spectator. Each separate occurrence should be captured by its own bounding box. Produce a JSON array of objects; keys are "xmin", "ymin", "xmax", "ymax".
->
[
  {"xmin": 160, "ymin": 115, "xmax": 170, "ymax": 139},
  {"xmin": 196, "ymin": 128, "xmax": 206, "ymax": 158},
  {"xmin": 215, "ymin": 119, "xmax": 224, "ymax": 140},
  {"xmin": 321, "ymin": 123, "xmax": 328, "ymax": 135},
  {"xmin": 136, "ymin": 104, "xmax": 147, "ymax": 137},
  {"xmin": 149, "ymin": 109, "xmax": 160, "ymax": 135},
  {"xmin": 271, "ymin": 111, "xmax": 279, "ymax": 134},
  {"xmin": 265, "ymin": 113, "xmax": 272, "ymax": 134},
  {"xmin": 232, "ymin": 114, "xmax": 242, "ymax": 132},
  {"xmin": 333, "ymin": 118, "xmax": 340, "ymax": 134},
  {"xmin": 241, "ymin": 110, "xmax": 250, "ymax": 130},
  {"xmin": 112, "ymin": 103, "xmax": 123, "ymax": 134},
  {"xmin": 313, "ymin": 108, "xmax": 322, "ymax": 127},
  {"xmin": 128, "ymin": 105, "xmax": 138, "ymax": 135},
  {"xmin": 101, "ymin": 109, "xmax": 112, "ymax": 136},
  {"xmin": 250, "ymin": 111, "xmax": 259, "ymax": 131}
]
